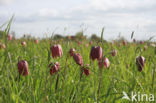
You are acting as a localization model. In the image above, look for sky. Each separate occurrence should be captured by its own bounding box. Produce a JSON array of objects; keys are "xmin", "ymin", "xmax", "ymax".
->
[{"xmin": 0, "ymin": 0, "xmax": 156, "ymax": 41}]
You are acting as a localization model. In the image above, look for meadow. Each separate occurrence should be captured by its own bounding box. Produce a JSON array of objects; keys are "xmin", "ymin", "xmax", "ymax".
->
[{"xmin": 0, "ymin": 18, "xmax": 156, "ymax": 103}]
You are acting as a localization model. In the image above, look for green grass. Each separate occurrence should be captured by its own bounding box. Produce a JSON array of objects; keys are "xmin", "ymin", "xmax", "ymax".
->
[{"xmin": 0, "ymin": 39, "xmax": 155, "ymax": 103}]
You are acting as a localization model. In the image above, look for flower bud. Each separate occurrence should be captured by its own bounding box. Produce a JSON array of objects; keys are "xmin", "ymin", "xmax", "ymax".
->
[
  {"xmin": 50, "ymin": 44, "xmax": 63, "ymax": 58},
  {"xmin": 17, "ymin": 60, "xmax": 29, "ymax": 76},
  {"xmin": 83, "ymin": 68, "xmax": 90, "ymax": 76},
  {"xmin": 89, "ymin": 41, "xmax": 93, "ymax": 45},
  {"xmin": 21, "ymin": 41, "xmax": 26, "ymax": 46},
  {"xmin": 73, "ymin": 53, "xmax": 83, "ymax": 66},
  {"xmin": 104, "ymin": 57, "xmax": 110, "ymax": 68},
  {"xmin": 123, "ymin": 40, "xmax": 127, "ymax": 46},
  {"xmin": 82, "ymin": 64, "xmax": 90, "ymax": 76},
  {"xmin": 8, "ymin": 34, "xmax": 12, "ymax": 40},
  {"xmin": 140, "ymin": 41, "xmax": 144, "ymax": 44},
  {"xmin": 98, "ymin": 57, "xmax": 110, "ymax": 69},
  {"xmin": 35, "ymin": 39, "xmax": 39, "ymax": 44},
  {"xmin": 136, "ymin": 56, "xmax": 146, "ymax": 72},
  {"xmin": 50, "ymin": 62, "xmax": 60, "ymax": 75},
  {"xmin": 69, "ymin": 48, "xmax": 76, "ymax": 56},
  {"xmin": 86, "ymin": 44, "xmax": 89, "ymax": 47},
  {"xmin": 133, "ymin": 39, "xmax": 136, "ymax": 43},
  {"xmin": 90, "ymin": 46, "xmax": 102, "ymax": 61},
  {"xmin": 112, "ymin": 49, "xmax": 117, "ymax": 56}
]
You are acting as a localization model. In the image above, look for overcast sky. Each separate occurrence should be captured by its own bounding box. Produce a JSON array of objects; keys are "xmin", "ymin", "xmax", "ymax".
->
[{"xmin": 0, "ymin": 0, "xmax": 156, "ymax": 41}]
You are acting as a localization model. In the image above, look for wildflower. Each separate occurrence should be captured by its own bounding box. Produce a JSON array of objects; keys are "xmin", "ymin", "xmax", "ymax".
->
[
  {"xmin": 136, "ymin": 56, "xmax": 146, "ymax": 72},
  {"xmin": 98, "ymin": 57, "xmax": 110, "ymax": 68},
  {"xmin": 69, "ymin": 48, "xmax": 76, "ymax": 56},
  {"xmin": 73, "ymin": 53, "xmax": 83, "ymax": 66},
  {"xmin": 50, "ymin": 44, "xmax": 63, "ymax": 58},
  {"xmin": 83, "ymin": 68, "xmax": 90, "ymax": 76},
  {"xmin": 8, "ymin": 34, "xmax": 12, "ymax": 40},
  {"xmin": 133, "ymin": 39, "xmax": 136, "ymax": 43},
  {"xmin": 17, "ymin": 60, "xmax": 29, "ymax": 76},
  {"xmin": 112, "ymin": 49, "xmax": 117, "ymax": 56},
  {"xmin": 89, "ymin": 41, "xmax": 93, "ymax": 45},
  {"xmin": 86, "ymin": 44, "xmax": 89, "ymax": 47},
  {"xmin": 21, "ymin": 41, "xmax": 26, "ymax": 46},
  {"xmin": 123, "ymin": 40, "xmax": 127, "ymax": 46},
  {"xmin": 82, "ymin": 64, "xmax": 90, "ymax": 76},
  {"xmin": 140, "ymin": 41, "xmax": 144, "ymax": 44},
  {"xmin": 50, "ymin": 62, "xmax": 60, "ymax": 75},
  {"xmin": 35, "ymin": 39, "xmax": 39, "ymax": 44},
  {"xmin": 90, "ymin": 46, "xmax": 102, "ymax": 61}
]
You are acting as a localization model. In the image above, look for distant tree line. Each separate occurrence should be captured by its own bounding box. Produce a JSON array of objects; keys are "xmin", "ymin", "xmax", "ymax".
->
[{"xmin": 0, "ymin": 30, "xmax": 107, "ymax": 42}]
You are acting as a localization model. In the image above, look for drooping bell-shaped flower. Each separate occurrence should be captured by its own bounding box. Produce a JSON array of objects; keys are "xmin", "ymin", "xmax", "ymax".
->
[
  {"xmin": 123, "ymin": 40, "xmax": 127, "ymax": 46},
  {"xmin": 69, "ymin": 48, "xmax": 76, "ymax": 56},
  {"xmin": 90, "ymin": 46, "xmax": 102, "ymax": 61},
  {"xmin": 21, "ymin": 41, "xmax": 26, "ymax": 46},
  {"xmin": 50, "ymin": 62, "xmax": 60, "ymax": 75},
  {"xmin": 83, "ymin": 68, "xmax": 90, "ymax": 76},
  {"xmin": 136, "ymin": 56, "xmax": 146, "ymax": 72},
  {"xmin": 112, "ymin": 49, "xmax": 117, "ymax": 56},
  {"xmin": 133, "ymin": 39, "xmax": 136, "ymax": 43},
  {"xmin": 8, "ymin": 34, "xmax": 12, "ymax": 40},
  {"xmin": 17, "ymin": 60, "xmax": 29, "ymax": 76},
  {"xmin": 104, "ymin": 57, "xmax": 110, "ymax": 68},
  {"xmin": 140, "ymin": 41, "xmax": 144, "ymax": 44},
  {"xmin": 98, "ymin": 57, "xmax": 110, "ymax": 69},
  {"xmin": 73, "ymin": 53, "xmax": 83, "ymax": 66},
  {"xmin": 89, "ymin": 41, "xmax": 93, "ymax": 45},
  {"xmin": 82, "ymin": 64, "xmax": 90, "ymax": 76},
  {"xmin": 50, "ymin": 44, "xmax": 63, "ymax": 58},
  {"xmin": 35, "ymin": 39, "xmax": 39, "ymax": 44}
]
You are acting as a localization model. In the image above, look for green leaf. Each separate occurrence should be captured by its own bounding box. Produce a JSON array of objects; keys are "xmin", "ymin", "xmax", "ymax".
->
[
  {"xmin": 131, "ymin": 31, "xmax": 134, "ymax": 39},
  {"xmin": 101, "ymin": 27, "xmax": 104, "ymax": 42}
]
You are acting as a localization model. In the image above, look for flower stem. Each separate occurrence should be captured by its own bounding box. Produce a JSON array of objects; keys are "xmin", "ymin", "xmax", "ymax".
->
[
  {"xmin": 55, "ymin": 73, "xmax": 60, "ymax": 92},
  {"xmin": 97, "ymin": 68, "xmax": 103, "ymax": 101}
]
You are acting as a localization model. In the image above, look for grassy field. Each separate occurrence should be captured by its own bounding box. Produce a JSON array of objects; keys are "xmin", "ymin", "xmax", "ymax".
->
[{"xmin": 0, "ymin": 18, "xmax": 156, "ymax": 103}]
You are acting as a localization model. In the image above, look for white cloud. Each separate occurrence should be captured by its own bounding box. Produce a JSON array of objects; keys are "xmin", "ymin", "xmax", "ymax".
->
[
  {"xmin": 38, "ymin": 8, "xmax": 58, "ymax": 17},
  {"xmin": 0, "ymin": 0, "xmax": 16, "ymax": 5},
  {"xmin": 88, "ymin": 0, "xmax": 156, "ymax": 10},
  {"xmin": 0, "ymin": 0, "xmax": 156, "ymax": 40}
]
